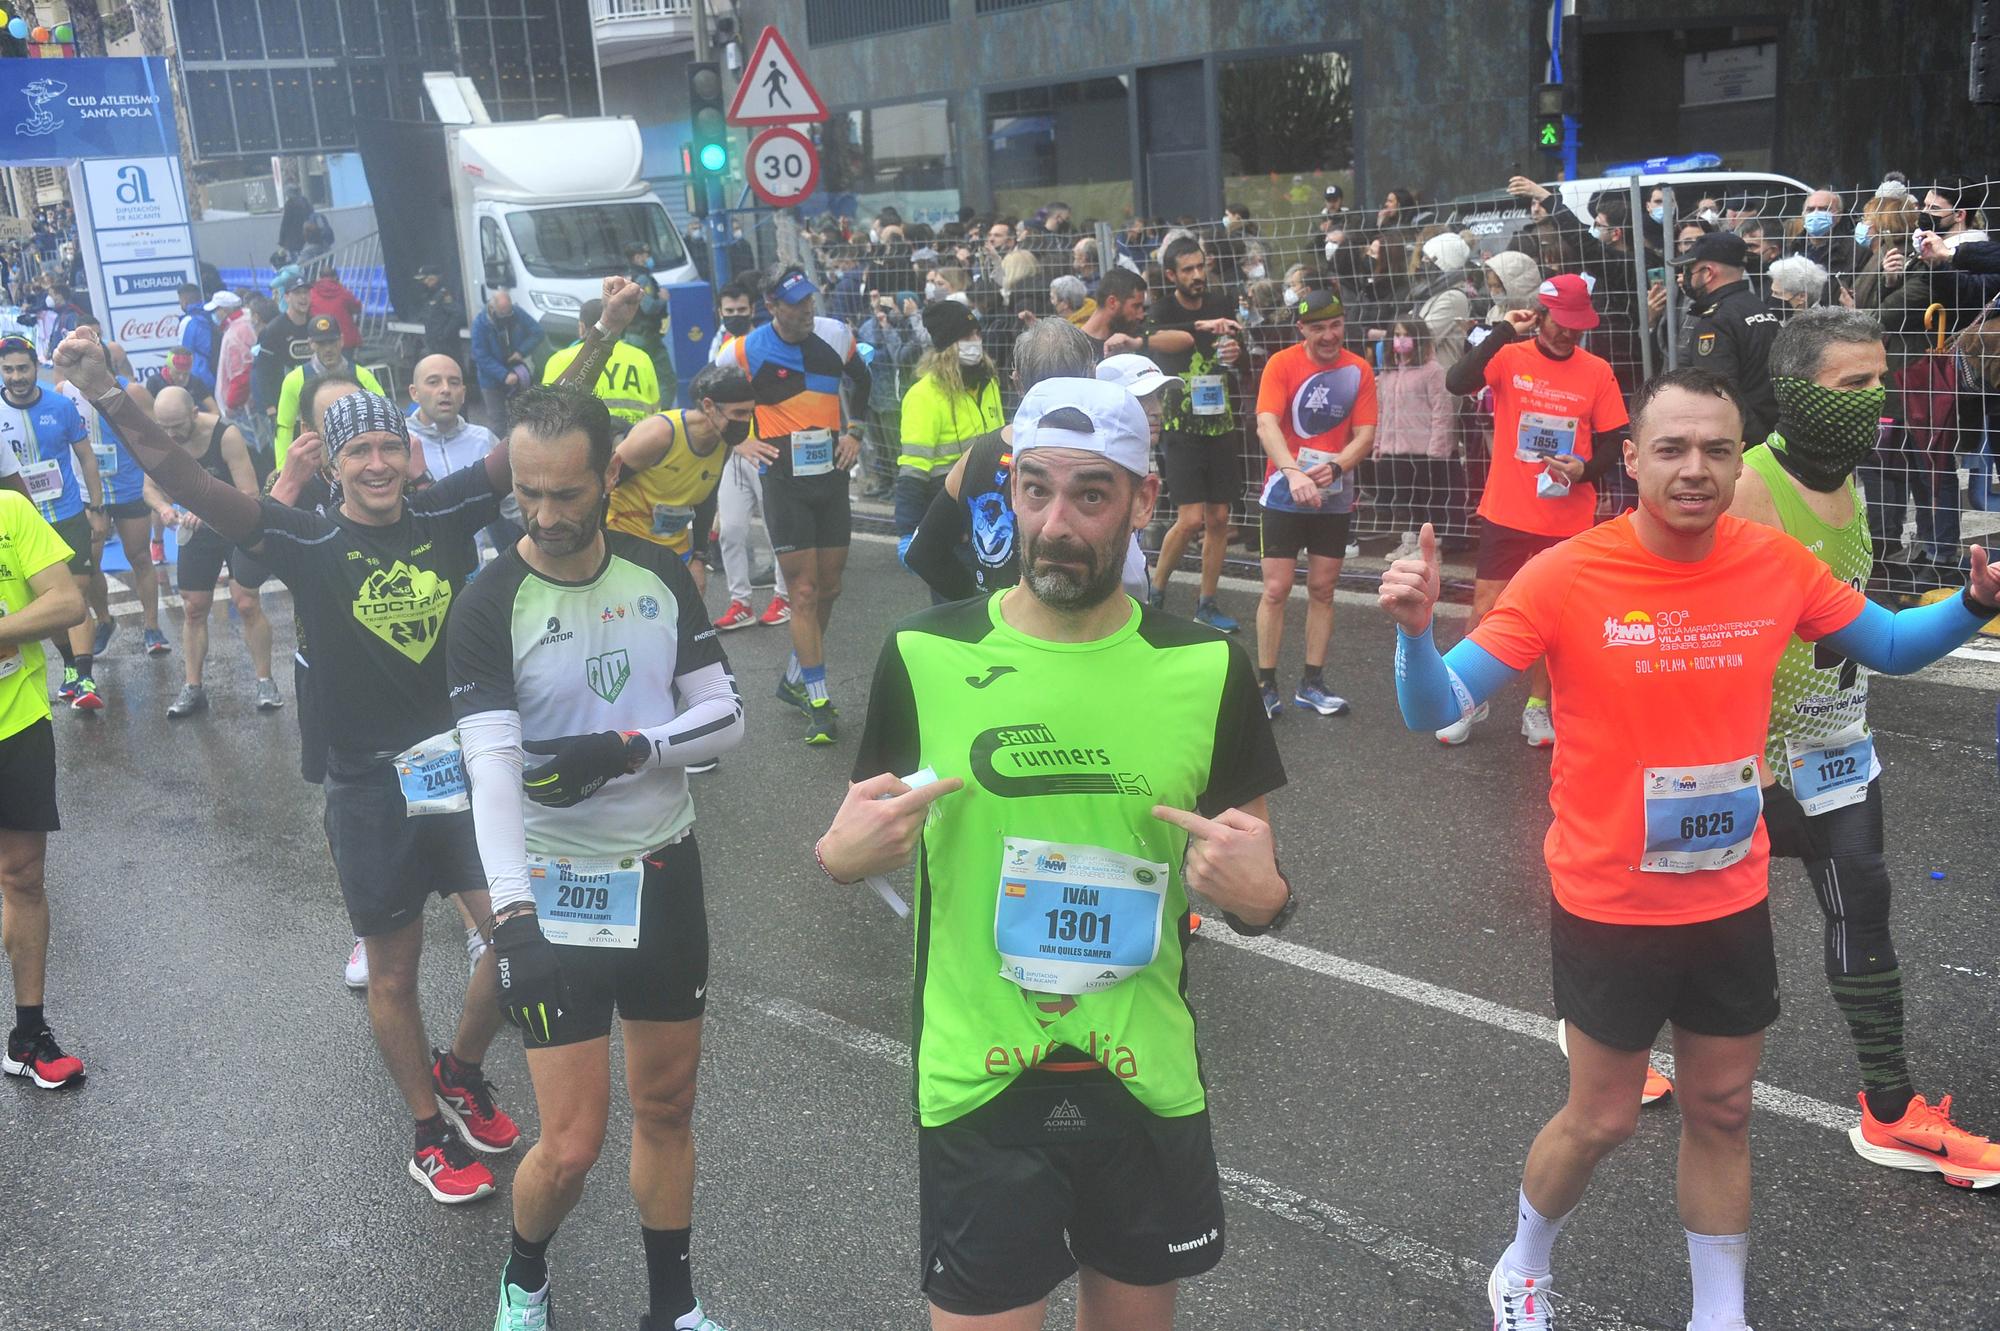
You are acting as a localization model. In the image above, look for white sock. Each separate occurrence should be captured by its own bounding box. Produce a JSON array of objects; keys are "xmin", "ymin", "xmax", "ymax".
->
[
  {"xmin": 1500, "ymin": 1189, "xmax": 1571, "ymax": 1280},
  {"xmin": 784, "ymin": 652, "xmax": 803, "ymax": 685},
  {"xmin": 1686, "ymin": 1230, "xmax": 1748, "ymax": 1328}
]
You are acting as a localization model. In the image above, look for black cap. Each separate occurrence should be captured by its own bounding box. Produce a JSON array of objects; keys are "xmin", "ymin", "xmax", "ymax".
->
[
  {"xmin": 414, "ymin": 264, "xmax": 442, "ymax": 279},
  {"xmin": 921, "ymin": 298, "xmax": 976, "ymax": 347},
  {"xmin": 307, "ymin": 314, "xmax": 341, "ymax": 339},
  {"xmin": 1324, "ymin": 184, "xmax": 1343, "ymax": 200},
  {"xmin": 1670, "ymin": 230, "xmax": 1750, "ymax": 268}
]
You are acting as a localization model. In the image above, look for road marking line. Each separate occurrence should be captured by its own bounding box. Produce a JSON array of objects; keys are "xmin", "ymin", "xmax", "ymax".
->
[
  {"xmin": 1192, "ymin": 923, "xmax": 1857, "ymax": 1134},
  {"xmin": 743, "ymin": 994, "xmax": 1647, "ymax": 1328}
]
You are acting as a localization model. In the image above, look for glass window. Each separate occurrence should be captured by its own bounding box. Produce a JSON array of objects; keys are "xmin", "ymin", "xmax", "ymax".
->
[
  {"xmin": 986, "ymin": 78, "xmax": 1132, "ymax": 226},
  {"xmin": 272, "ymin": 67, "xmax": 318, "ymax": 150},
  {"xmin": 176, "ymin": 0, "xmax": 224, "ymax": 62},
  {"xmin": 256, "ymin": 0, "xmax": 305, "ymax": 59},
  {"xmin": 216, "ymin": 0, "xmax": 264, "ymax": 60},
  {"xmin": 1218, "ymin": 50, "xmax": 1354, "ymax": 222},
  {"xmin": 183, "ymin": 69, "xmax": 235, "ymax": 157},
  {"xmin": 480, "ymin": 216, "xmax": 512, "ymax": 289},
  {"xmin": 228, "ymin": 71, "xmax": 277, "ymax": 154},
  {"xmin": 310, "ymin": 68, "xmax": 354, "ymax": 150},
  {"xmin": 822, "ymin": 100, "xmax": 958, "ymax": 220},
  {"xmin": 504, "ymin": 202, "xmax": 688, "ymax": 281}
]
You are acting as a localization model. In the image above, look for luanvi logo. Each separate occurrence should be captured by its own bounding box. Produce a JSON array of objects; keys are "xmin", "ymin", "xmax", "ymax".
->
[
  {"xmin": 965, "ymin": 664, "xmax": 1017, "ymax": 689},
  {"xmin": 969, "ymin": 723, "xmax": 1153, "ymax": 799}
]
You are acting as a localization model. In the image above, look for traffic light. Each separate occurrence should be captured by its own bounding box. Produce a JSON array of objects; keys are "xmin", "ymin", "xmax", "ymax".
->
[
  {"xmin": 1532, "ymin": 82, "xmax": 1569, "ymax": 155},
  {"xmin": 687, "ymin": 60, "xmax": 728, "ymax": 216}
]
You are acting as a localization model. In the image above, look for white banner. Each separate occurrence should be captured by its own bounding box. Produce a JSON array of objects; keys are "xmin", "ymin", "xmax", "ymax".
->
[{"xmin": 69, "ymin": 154, "xmax": 199, "ymax": 370}]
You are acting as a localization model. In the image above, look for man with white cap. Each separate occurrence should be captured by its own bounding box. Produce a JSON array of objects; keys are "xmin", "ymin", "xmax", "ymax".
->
[{"xmin": 819, "ymin": 375, "xmax": 1292, "ymax": 1331}]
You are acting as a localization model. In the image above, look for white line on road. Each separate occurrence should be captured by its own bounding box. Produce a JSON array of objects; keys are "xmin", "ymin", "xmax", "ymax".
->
[{"xmin": 742, "ymin": 993, "xmax": 1649, "ymax": 1330}]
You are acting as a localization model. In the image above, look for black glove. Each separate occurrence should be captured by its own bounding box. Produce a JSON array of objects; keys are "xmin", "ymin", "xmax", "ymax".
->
[
  {"xmin": 1760, "ymin": 780, "xmax": 1822, "ymax": 862},
  {"xmin": 522, "ymin": 731, "xmax": 637, "ymax": 808},
  {"xmin": 493, "ymin": 912, "xmax": 566, "ymax": 1045}
]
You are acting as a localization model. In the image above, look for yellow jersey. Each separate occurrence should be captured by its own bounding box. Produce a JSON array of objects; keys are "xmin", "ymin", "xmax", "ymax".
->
[{"xmin": 606, "ymin": 409, "xmax": 727, "ymax": 555}]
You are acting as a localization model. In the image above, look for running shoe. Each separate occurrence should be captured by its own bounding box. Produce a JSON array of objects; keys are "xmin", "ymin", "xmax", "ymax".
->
[
  {"xmin": 255, "ymin": 679, "xmax": 284, "ymax": 711},
  {"xmin": 1146, "ymin": 585, "xmax": 1166, "ymax": 611},
  {"xmin": 687, "ymin": 757, "xmax": 718, "ymax": 775},
  {"xmin": 1345, "ymin": 541, "xmax": 1361, "ymax": 559},
  {"xmin": 70, "ymin": 677, "xmax": 103, "ymax": 711},
  {"xmin": 167, "ymin": 683, "xmax": 208, "ymax": 718},
  {"xmin": 759, "ymin": 594, "xmax": 792, "ymax": 626},
  {"xmin": 3, "ymin": 1026, "xmax": 85, "ymax": 1090},
  {"xmin": 91, "ymin": 620, "xmax": 115, "ymax": 656},
  {"xmin": 344, "ymin": 937, "xmax": 369, "ymax": 989},
  {"xmin": 1849, "ymin": 1092, "xmax": 2000, "ymax": 1188},
  {"xmin": 149, "ymin": 537, "xmax": 165, "ymax": 566},
  {"xmin": 409, "ymin": 1123, "xmax": 496, "ymax": 1204},
  {"xmin": 1436, "ymin": 701, "xmax": 1489, "ymax": 746},
  {"xmin": 432, "ymin": 1048, "xmax": 522, "ymax": 1154},
  {"xmin": 805, "ymin": 698, "xmax": 837, "ymax": 745},
  {"xmin": 493, "ymin": 1276, "xmax": 550, "ymax": 1331},
  {"xmin": 1193, "ymin": 597, "xmax": 1239, "ymax": 633},
  {"xmin": 1521, "ymin": 705, "xmax": 1556, "ymax": 748},
  {"xmin": 1487, "ymin": 1260, "xmax": 1555, "ymax": 1331},
  {"xmin": 713, "ymin": 600, "xmax": 755, "ymax": 631},
  {"xmin": 639, "ymin": 1304, "xmax": 726, "ymax": 1331},
  {"xmin": 143, "ymin": 628, "xmax": 170, "ymax": 656},
  {"xmin": 1294, "ymin": 682, "xmax": 1350, "ymax": 716},
  {"xmin": 774, "ymin": 676, "xmax": 810, "ymax": 716},
  {"xmin": 57, "ymin": 668, "xmax": 78, "ymax": 703},
  {"xmin": 465, "ymin": 925, "xmax": 489, "ymax": 975},
  {"xmin": 1259, "ymin": 683, "xmax": 1284, "ymax": 720},
  {"xmin": 1391, "ymin": 530, "xmax": 1420, "ymax": 561}
]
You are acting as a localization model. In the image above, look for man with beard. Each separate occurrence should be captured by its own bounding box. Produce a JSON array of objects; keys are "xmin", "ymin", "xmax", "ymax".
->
[
  {"xmin": 448, "ymin": 386, "xmax": 744, "ymax": 1331},
  {"xmin": 1078, "ymin": 268, "xmax": 1147, "ymax": 352},
  {"xmin": 1672, "ymin": 232, "xmax": 1781, "ymax": 443},
  {"xmin": 818, "ymin": 375, "xmax": 1292, "ymax": 1330}
]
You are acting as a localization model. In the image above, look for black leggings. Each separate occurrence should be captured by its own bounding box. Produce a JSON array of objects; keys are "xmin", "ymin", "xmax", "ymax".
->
[{"xmin": 1772, "ymin": 779, "xmax": 1895, "ymax": 979}]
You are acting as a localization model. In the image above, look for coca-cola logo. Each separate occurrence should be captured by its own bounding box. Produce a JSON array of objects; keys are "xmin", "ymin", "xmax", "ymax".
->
[{"xmin": 117, "ymin": 312, "xmax": 181, "ymax": 341}]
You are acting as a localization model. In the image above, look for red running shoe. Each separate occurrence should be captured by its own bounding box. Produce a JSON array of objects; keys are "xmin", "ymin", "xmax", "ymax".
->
[
  {"xmin": 759, "ymin": 594, "xmax": 792, "ymax": 626},
  {"xmin": 431, "ymin": 1048, "xmax": 521, "ymax": 1154},
  {"xmin": 3, "ymin": 1026, "xmax": 85, "ymax": 1089},
  {"xmin": 408, "ymin": 1123, "xmax": 496, "ymax": 1204},
  {"xmin": 712, "ymin": 600, "xmax": 755, "ymax": 631}
]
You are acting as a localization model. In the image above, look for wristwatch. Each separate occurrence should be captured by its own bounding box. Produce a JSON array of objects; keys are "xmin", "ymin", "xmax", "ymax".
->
[
  {"xmin": 621, "ymin": 731, "xmax": 650, "ymax": 772},
  {"xmin": 1223, "ymin": 870, "xmax": 1295, "ymax": 937}
]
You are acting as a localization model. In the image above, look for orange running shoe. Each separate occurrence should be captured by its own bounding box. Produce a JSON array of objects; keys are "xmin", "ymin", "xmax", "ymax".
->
[
  {"xmin": 1849, "ymin": 1093, "xmax": 2000, "ymax": 1188},
  {"xmin": 1555, "ymin": 1019, "xmax": 1673, "ymax": 1105}
]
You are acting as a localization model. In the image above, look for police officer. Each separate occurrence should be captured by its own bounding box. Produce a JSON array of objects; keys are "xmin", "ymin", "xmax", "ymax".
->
[
  {"xmin": 415, "ymin": 265, "xmax": 462, "ymax": 366},
  {"xmin": 1670, "ymin": 230, "xmax": 1782, "ymax": 440}
]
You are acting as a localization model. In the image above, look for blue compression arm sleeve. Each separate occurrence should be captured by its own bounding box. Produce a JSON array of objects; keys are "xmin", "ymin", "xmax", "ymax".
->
[
  {"xmin": 1394, "ymin": 626, "xmax": 1520, "ymax": 731},
  {"xmin": 1818, "ymin": 593, "xmax": 1989, "ymax": 675}
]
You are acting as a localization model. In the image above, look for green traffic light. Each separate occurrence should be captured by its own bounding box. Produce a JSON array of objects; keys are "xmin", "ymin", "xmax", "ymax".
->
[
  {"xmin": 1538, "ymin": 122, "xmax": 1560, "ymax": 148},
  {"xmin": 698, "ymin": 142, "xmax": 727, "ymax": 172}
]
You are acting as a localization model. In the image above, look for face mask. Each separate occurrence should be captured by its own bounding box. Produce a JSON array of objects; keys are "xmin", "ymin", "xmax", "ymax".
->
[
  {"xmin": 1244, "ymin": 263, "xmax": 1266, "ymax": 281},
  {"xmin": 720, "ymin": 417, "xmax": 751, "ymax": 446},
  {"xmin": 1698, "ymin": 208, "xmax": 1721, "ymax": 225},
  {"xmin": 1803, "ymin": 210, "xmax": 1835, "ymax": 237},
  {"xmin": 1648, "ymin": 205, "xmax": 1665, "ymax": 225},
  {"xmin": 1324, "ymin": 239, "xmax": 1339, "ymax": 263},
  {"xmin": 1771, "ymin": 377, "xmax": 1888, "ymax": 489},
  {"xmin": 1679, "ymin": 268, "xmax": 1705, "ymax": 303},
  {"xmin": 721, "ymin": 314, "xmax": 751, "ymax": 337},
  {"xmin": 1391, "ymin": 335, "xmax": 1415, "ymax": 358},
  {"xmin": 1237, "ymin": 305, "xmax": 1252, "ymax": 326},
  {"xmin": 1223, "ymin": 215, "xmax": 1241, "ymax": 232},
  {"xmin": 1282, "ymin": 285, "xmax": 1298, "ymax": 306},
  {"xmin": 1852, "ymin": 221, "xmax": 1872, "ymax": 249},
  {"xmin": 924, "ymin": 280, "xmax": 942, "ymax": 302},
  {"xmin": 869, "ymin": 227, "xmax": 880, "ymax": 244},
  {"xmin": 1590, "ymin": 224, "xmax": 1612, "ymax": 245},
  {"xmin": 957, "ymin": 338, "xmax": 983, "ymax": 365}
]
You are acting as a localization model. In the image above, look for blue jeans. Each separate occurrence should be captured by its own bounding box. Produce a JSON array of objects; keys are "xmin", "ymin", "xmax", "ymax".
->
[{"xmin": 1862, "ymin": 458, "xmax": 1959, "ymax": 562}]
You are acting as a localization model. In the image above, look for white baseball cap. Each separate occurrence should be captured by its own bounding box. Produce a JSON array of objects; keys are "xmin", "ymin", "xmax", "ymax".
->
[
  {"xmin": 203, "ymin": 290, "xmax": 242, "ymax": 312},
  {"xmin": 1012, "ymin": 377, "xmax": 1150, "ymax": 477},
  {"xmin": 1095, "ymin": 353, "xmax": 1172, "ymax": 399}
]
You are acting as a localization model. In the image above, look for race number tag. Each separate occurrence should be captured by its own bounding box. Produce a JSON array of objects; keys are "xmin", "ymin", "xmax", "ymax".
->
[
  {"xmin": 1515, "ymin": 411, "xmax": 1579, "ymax": 463},
  {"xmin": 527, "ymin": 854, "xmax": 644, "ymax": 948},
  {"xmin": 20, "ymin": 459, "xmax": 60, "ymax": 503},
  {"xmin": 650, "ymin": 503, "xmax": 696, "ymax": 539},
  {"xmin": 1189, "ymin": 374, "xmax": 1227, "ymax": 416},
  {"xmin": 392, "ymin": 730, "xmax": 469, "ymax": 816},
  {"xmin": 994, "ymin": 837, "xmax": 1168, "ymax": 995},
  {"xmin": 1639, "ymin": 757, "xmax": 1762, "ymax": 873},
  {"xmin": 92, "ymin": 443, "xmax": 118, "ymax": 477},
  {"xmin": 1296, "ymin": 445, "xmax": 1350, "ymax": 511},
  {"xmin": 790, "ymin": 428, "xmax": 834, "ymax": 477},
  {"xmin": 1786, "ymin": 732, "xmax": 1875, "ymax": 816}
]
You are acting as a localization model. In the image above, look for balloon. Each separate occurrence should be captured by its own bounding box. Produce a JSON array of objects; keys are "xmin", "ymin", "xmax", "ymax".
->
[
  {"xmin": 52, "ymin": 23, "xmax": 70, "ymax": 41},
  {"xmin": 8, "ymin": 19, "xmax": 26, "ymax": 38},
  {"xmin": 0, "ymin": 12, "xmax": 11, "ymax": 28},
  {"xmin": 29, "ymin": 25, "xmax": 45, "ymax": 41}
]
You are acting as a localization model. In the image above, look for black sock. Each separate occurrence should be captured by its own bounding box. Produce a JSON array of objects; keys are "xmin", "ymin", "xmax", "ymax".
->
[
  {"xmin": 414, "ymin": 1113, "xmax": 448, "ymax": 1150},
  {"xmin": 12, "ymin": 1004, "xmax": 44, "ymax": 1038},
  {"xmin": 1257, "ymin": 666, "xmax": 1276, "ymax": 689},
  {"xmin": 506, "ymin": 1226, "xmax": 553, "ymax": 1294},
  {"xmin": 53, "ymin": 639, "xmax": 74, "ymax": 669},
  {"xmin": 1301, "ymin": 663, "xmax": 1325, "ymax": 688},
  {"xmin": 75, "ymin": 652, "xmax": 93, "ymax": 680},
  {"xmin": 441, "ymin": 1049, "xmax": 479, "ymax": 1084},
  {"xmin": 642, "ymin": 1225, "xmax": 696, "ymax": 1322}
]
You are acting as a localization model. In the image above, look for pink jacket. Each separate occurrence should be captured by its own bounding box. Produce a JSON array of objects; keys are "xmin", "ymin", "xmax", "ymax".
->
[
  {"xmin": 217, "ymin": 309, "xmax": 257, "ymax": 411},
  {"xmin": 1373, "ymin": 360, "xmax": 1455, "ymax": 458}
]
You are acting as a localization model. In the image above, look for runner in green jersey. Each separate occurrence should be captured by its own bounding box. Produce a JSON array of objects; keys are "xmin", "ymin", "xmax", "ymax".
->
[
  {"xmin": 1720, "ymin": 309, "xmax": 1999, "ymax": 1184},
  {"xmin": 818, "ymin": 377, "xmax": 1292, "ymax": 1327}
]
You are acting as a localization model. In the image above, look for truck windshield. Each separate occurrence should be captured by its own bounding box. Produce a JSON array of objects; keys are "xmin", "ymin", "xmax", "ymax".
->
[{"xmin": 504, "ymin": 201, "xmax": 687, "ymax": 279}]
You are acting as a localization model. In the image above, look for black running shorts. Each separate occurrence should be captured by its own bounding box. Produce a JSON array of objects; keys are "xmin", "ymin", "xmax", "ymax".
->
[
  {"xmin": 918, "ymin": 1067, "xmax": 1226, "ymax": 1316},
  {"xmin": 1474, "ymin": 518, "xmax": 1566, "ymax": 582},
  {"xmin": 322, "ymin": 751, "xmax": 485, "ymax": 936},
  {"xmin": 1551, "ymin": 897, "xmax": 1780, "ymax": 1052},
  {"xmin": 532, "ymin": 834, "xmax": 709, "ymax": 1047},
  {"xmin": 1259, "ymin": 508, "xmax": 1351, "ymax": 562},
  {"xmin": 0, "ymin": 719, "xmax": 58, "ymax": 832},
  {"xmin": 50, "ymin": 512, "xmax": 95, "ymax": 576},
  {"xmin": 104, "ymin": 498, "xmax": 151, "ymax": 521},
  {"xmin": 1162, "ymin": 432, "xmax": 1240, "ymax": 508},
  {"xmin": 175, "ymin": 530, "xmax": 271, "ymax": 595},
  {"xmin": 760, "ymin": 472, "xmax": 851, "ymax": 555}
]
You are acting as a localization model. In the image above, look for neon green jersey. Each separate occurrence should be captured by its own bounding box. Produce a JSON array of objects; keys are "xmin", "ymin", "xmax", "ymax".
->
[
  {"xmin": 1743, "ymin": 440, "xmax": 1876, "ymax": 786},
  {"xmin": 853, "ymin": 593, "xmax": 1285, "ymax": 1128},
  {"xmin": 0, "ymin": 490, "xmax": 74, "ymax": 742}
]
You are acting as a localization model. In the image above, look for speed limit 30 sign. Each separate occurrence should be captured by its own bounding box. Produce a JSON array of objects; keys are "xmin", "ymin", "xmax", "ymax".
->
[{"xmin": 747, "ymin": 126, "xmax": 820, "ymax": 208}]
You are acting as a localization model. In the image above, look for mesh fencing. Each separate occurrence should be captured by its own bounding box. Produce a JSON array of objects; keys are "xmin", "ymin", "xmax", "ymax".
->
[{"xmin": 808, "ymin": 173, "xmax": 2000, "ymax": 599}]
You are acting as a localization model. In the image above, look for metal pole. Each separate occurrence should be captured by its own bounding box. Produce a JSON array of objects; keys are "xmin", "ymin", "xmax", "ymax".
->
[
  {"xmin": 1625, "ymin": 172, "xmax": 1653, "ymax": 383},
  {"xmin": 692, "ymin": 0, "xmax": 711, "ymax": 63},
  {"xmin": 1094, "ymin": 220, "xmax": 1115, "ymax": 281},
  {"xmin": 1661, "ymin": 186, "xmax": 1680, "ymax": 371}
]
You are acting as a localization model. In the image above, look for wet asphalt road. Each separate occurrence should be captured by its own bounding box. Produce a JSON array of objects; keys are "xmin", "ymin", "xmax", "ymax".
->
[{"xmin": 2, "ymin": 532, "xmax": 1997, "ymax": 1331}]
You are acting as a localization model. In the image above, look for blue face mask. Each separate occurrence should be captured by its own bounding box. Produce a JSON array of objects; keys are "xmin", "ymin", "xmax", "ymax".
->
[
  {"xmin": 1803, "ymin": 210, "xmax": 1835, "ymax": 237},
  {"xmin": 1648, "ymin": 205, "xmax": 1665, "ymax": 225},
  {"xmin": 1852, "ymin": 221, "xmax": 1872, "ymax": 249}
]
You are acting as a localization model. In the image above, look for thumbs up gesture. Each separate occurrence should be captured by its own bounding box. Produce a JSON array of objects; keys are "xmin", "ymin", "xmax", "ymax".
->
[{"xmin": 1377, "ymin": 521, "xmax": 1442, "ymax": 633}]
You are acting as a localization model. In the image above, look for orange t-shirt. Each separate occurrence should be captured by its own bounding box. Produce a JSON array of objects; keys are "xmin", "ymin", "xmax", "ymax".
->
[
  {"xmin": 1469, "ymin": 514, "xmax": 1865, "ymax": 926},
  {"xmin": 1254, "ymin": 343, "xmax": 1378, "ymax": 476},
  {"xmin": 1475, "ymin": 336, "xmax": 1627, "ymax": 537}
]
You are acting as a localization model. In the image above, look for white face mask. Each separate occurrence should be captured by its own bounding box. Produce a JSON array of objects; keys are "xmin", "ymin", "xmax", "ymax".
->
[
  {"xmin": 1590, "ymin": 224, "xmax": 1611, "ymax": 245},
  {"xmin": 1244, "ymin": 263, "xmax": 1266, "ymax": 281},
  {"xmin": 956, "ymin": 338, "xmax": 983, "ymax": 365},
  {"xmin": 924, "ymin": 280, "xmax": 942, "ymax": 302},
  {"xmin": 1282, "ymin": 285, "xmax": 1298, "ymax": 305},
  {"xmin": 1324, "ymin": 239, "xmax": 1339, "ymax": 263}
]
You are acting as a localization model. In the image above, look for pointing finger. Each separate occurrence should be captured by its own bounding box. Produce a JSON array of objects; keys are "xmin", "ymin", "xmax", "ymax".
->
[{"xmin": 1152, "ymin": 804, "xmax": 1221, "ymax": 839}]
